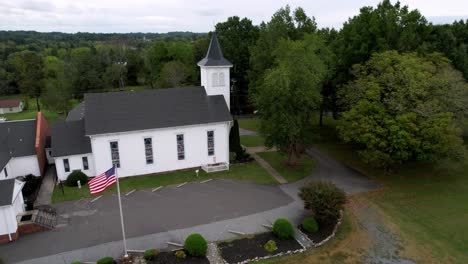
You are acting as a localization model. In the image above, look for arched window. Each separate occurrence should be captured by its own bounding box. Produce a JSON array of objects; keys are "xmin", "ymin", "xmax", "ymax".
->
[
  {"xmin": 212, "ymin": 73, "xmax": 218, "ymax": 86},
  {"xmin": 218, "ymin": 73, "xmax": 225, "ymax": 87}
]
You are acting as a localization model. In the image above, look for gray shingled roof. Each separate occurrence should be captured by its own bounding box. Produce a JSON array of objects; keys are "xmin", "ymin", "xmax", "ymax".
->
[
  {"xmin": 51, "ymin": 119, "xmax": 92, "ymax": 157},
  {"xmin": 0, "ymin": 120, "xmax": 37, "ymax": 170},
  {"xmin": 197, "ymin": 32, "xmax": 232, "ymax": 67},
  {"xmin": 67, "ymin": 102, "xmax": 85, "ymax": 121},
  {"xmin": 84, "ymin": 86, "xmax": 232, "ymax": 135},
  {"xmin": 0, "ymin": 179, "xmax": 15, "ymax": 206}
]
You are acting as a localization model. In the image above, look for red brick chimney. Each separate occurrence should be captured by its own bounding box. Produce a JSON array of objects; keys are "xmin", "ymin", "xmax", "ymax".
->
[{"xmin": 35, "ymin": 112, "xmax": 50, "ymax": 176}]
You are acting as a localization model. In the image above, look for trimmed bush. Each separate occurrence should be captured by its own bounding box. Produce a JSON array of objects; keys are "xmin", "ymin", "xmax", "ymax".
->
[
  {"xmin": 302, "ymin": 217, "xmax": 319, "ymax": 233},
  {"xmin": 65, "ymin": 171, "xmax": 88, "ymax": 187},
  {"xmin": 184, "ymin": 233, "xmax": 208, "ymax": 257},
  {"xmin": 273, "ymin": 218, "xmax": 294, "ymax": 239},
  {"xmin": 96, "ymin": 257, "xmax": 114, "ymax": 264},
  {"xmin": 263, "ymin": 240, "xmax": 278, "ymax": 253},
  {"xmin": 144, "ymin": 249, "xmax": 158, "ymax": 261},
  {"xmin": 175, "ymin": 250, "xmax": 186, "ymax": 259},
  {"xmin": 299, "ymin": 181, "xmax": 346, "ymax": 224},
  {"xmin": 70, "ymin": 262, "xmax": 82, "ymax": 264}
]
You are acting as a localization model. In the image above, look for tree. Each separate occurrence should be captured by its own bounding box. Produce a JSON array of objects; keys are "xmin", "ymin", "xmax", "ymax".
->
[
  {"xmin": 7, "ymin": 50, "xmax": 44, "ymax": 110},
  {"xmin": 215, "ymin": 16, "xmax": 259, "ymax": 113},
  {"xmin": 42, "ymin": 56, "xmax": 73, "ymax": 114},
  {"xmin": 299, "ymin": 181, "xmax": 346, "ymax": 224},
  {"xmin": 251, "ymin": 35, "xmax": 330, "ymax": 166},
  {"xmin": 159, "ymin": 61, "xmax": 187, "ymax": 88},
  {"xmin": 229, "ymin": 119, "xmax": 242, "ymax": 154},
  {"xmin": 249, "ymin": 6, "xmax": 317, "ymax": 104},
  {"xmin": 69, "ymin": 47, "xmax": 103, "ymax": 97},
  {"xmin": 337, "ymin": 51, "xmax": 467, "ymax": 169},
  {"xmin": 331, "ymin": 0, "xmax": 432, "ymax": 115}
]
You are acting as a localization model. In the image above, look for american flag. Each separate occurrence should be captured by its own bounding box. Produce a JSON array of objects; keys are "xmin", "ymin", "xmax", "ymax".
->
[{"xmin": 89, "ymin": 166, "xmax": 117, "ymax": 194}]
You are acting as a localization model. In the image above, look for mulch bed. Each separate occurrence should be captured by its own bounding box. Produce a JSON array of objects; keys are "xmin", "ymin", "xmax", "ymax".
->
[
  {"xmin": 299, "ymin": 218, "xmax": 338, "ymax": 244},
  {"xmin": 218, "ymin": 232, "xmax": 303, "ymax": 263},
  {"xmin": 148, "ymin": 250, "xmax": 209, "ymax": 264}
]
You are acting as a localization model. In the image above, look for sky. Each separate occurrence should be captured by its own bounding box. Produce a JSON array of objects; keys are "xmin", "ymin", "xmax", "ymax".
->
[{"xmin": 0, "ymin": 0, "xmax": 467, "ymax": 33}]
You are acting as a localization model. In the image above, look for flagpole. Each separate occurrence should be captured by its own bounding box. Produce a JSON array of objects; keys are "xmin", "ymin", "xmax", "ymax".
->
[{"xmin": 115, "ymin": 165, "xmax": 128, "ymax": 256}]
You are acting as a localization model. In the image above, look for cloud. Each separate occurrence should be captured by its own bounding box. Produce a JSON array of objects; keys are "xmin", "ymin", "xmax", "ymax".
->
[
  {"xmin": 18, "ymin": 0, "xmax": 55, "ymax": 12},
  {"xmin": 196, "ymin": 8, "xmax": 223, "ymax": 17}
]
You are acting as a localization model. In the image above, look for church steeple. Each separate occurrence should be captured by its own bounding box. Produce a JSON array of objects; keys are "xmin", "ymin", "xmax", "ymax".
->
[{"xmin": 197, "ymin": 32, "xmax": 232, "ymax": 67}]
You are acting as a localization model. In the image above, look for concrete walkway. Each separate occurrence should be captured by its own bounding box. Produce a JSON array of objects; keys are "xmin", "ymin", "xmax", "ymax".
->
[{"xmin": 34, "ymin": 165, "xmax": 56, "ymax": 207}]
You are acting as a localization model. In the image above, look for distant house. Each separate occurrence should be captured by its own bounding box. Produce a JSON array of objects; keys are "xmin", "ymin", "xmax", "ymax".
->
[
  {"xmin": 0, "ymin": 99, "xmax": 24, "ymax": 114},
  {"xmin": 51, "ymin": 33, "xmax": 233, "ymax": 181},
  {"xmin": 0, "ymin": 113, "xmax": 50, "ymax": 180}
]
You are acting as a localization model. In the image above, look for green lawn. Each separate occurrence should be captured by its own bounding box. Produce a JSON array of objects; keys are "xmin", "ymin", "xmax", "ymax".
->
[
  {"xmin": 0, "ymin": 95, "xmax": 67, "ymax": 123},
  {"xmin": 312, "ymin": 117, "xmax": 468, "ymax": 263},
  {"xmin": 240, "ymin": 135, "xmax": 265, "ymax": 147},
  {"xmin": 257, "ymin": 151, "xmax": 316, "ymax": 182},
  {"xmin": 52, "ymin": 161, "xmax": 278, "ymax": 203},
  {"xmin": 238, "ymin": 118, "xmax": 260, "ymax": 132}
]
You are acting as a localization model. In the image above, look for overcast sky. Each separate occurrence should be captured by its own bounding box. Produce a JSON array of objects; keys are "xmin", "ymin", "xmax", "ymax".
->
[{"xmin": 0, "ymin": 0, "xmax": 467, "ymax": 33}]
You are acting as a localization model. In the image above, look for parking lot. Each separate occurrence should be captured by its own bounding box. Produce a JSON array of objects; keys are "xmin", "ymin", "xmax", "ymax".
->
[{"xmin": 0, "ymin": 179, "xmax": 294, "ymax": 263}]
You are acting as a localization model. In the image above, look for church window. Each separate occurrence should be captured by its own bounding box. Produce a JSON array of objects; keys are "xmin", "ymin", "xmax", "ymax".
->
[
  {"xmin": 177, "ymin": 134, "xmax": 185, "ymax": 160},
  {"xmin": 207, "ymin": 130, "xmax": 214, "ymax": 156},
  {"xmin": 218, "ymin": 73, "xmax": 225, "ymax": 86},
  {"xmin": 212, "ymin": 73, "xmax": 218, "ymax": 86},
  {"xmin": 110, "ymin": 141, "xmax": 120, "ymax": 168},
  {"xmin": 144, "ymin": 137, "xmax": 154, "ymax": 164}
]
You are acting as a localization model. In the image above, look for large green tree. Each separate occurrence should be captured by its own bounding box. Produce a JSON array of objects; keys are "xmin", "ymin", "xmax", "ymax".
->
[
  {"xmin": 42, "ymin": 56, "xmax": 73, "ymax": 114},
  {"xmin": 215, "ymin": 16, "xmax": 259, "ymax": 113},
  {"xmin": 7, "ymin": 50, "xmax": 44, "ymax": 110},
  {"xmin": 249, "ymin": 6, "xmax": 317, "ymax": 99},
  {"xmin": 69, "ymin": 47, "xmax": 103, "ymax": 97},
  {"xmin": 337, "ymin": 51, "xmax": 467, "ymax": 169},
  {"xmin": 252, "ymin": 35, "xmax": 330, "ymax": 165}
]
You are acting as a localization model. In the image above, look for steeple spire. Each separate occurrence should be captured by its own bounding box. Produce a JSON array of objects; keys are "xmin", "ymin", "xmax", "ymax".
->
[{"xmin": 197, "ymin": 32, "xmax": 232, "ymax": 67}]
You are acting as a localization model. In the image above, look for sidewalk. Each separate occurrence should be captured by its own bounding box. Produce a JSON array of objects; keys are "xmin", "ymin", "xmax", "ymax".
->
[{"xmin": 35, "ymin": 165, "xmax": 56, "ymax": 206}]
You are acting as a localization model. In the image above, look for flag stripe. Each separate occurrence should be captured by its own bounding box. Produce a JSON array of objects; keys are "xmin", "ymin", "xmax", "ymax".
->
[{"xmin": 89, "ymin": 166, "xmax": 117, "ymax": 195}]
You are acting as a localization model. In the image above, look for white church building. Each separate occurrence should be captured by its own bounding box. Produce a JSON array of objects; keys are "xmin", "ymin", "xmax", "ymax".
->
[{"xmin": 51, "ymin": 33, "xmax": 233, "ymax": 181}]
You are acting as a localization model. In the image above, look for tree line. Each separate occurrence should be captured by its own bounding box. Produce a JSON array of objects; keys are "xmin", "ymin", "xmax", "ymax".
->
[{"xmin": 0, "ymin": 0, "xmax": 467, "ymax": 170}]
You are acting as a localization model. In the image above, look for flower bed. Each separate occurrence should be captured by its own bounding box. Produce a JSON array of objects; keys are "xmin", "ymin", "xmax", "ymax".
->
[
  {"xmin": 218, "ymin": 232, "xmax": 303, "ymax": 264},
  {"xmin": 147, "ymin": 250, "xmax": 209, "ymax": 264}
]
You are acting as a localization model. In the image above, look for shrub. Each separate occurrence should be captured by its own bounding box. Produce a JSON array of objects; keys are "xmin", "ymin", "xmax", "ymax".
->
[
  {"xmin": 174, "ymin": 250, "xmax": 186, "ymax": 259},
  {"xmin": 273, "ymin": 218, "xmax": 294, "ymax": 239},
  {"xmin": 263, "ymin": 240, "xmax": 278, "ymax": 253},
  {"xmin": 96, "ymin": 257, "xmax": 114, "ymax": 264},
  {"xmin": 70, "ymin": 262, "xmax": 82, "ymax": 264},
  {"xmin": 184, "ymin": 233, "xmax": 208, "ymax": 257},
  {"xmin": 65, "ymin": 171, "xmax": 88, "ymax": 187},
  {"xmin": 302, "ymin": 217, "xmax": 319, "ymax": 233},
  {"xmin": 144, "ymin": 249, "xmax": 158, "ymax": 261},
  {"xmin": 299, "ymin": 181, "xmax": 346, "ymax": 224}
]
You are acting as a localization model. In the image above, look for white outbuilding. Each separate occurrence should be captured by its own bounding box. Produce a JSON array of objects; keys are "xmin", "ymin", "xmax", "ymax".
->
[{"xmin": 0, "ymin": 179, "xmax": 25, "ymax": 243}]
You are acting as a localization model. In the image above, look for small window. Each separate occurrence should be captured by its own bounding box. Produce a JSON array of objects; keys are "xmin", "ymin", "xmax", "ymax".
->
[
  {"xmin": 144, "ymin": 137, "xmax": 154, "ymax": 164},
  {"xmin": 212, "ymin": 73, "xmax": 218, "ymax": 86},
  {"xmin": 218, "ymin": 73, "xmax": 225, "ymax": 87},
  {"xmin": 63, "ymin": 159, "xmax": 70, "ymax": 172},
  {"xmin": 207, "ymin": 130, "xmax": 215, "ymax": 156},
  {"xmin": 82, "ymin": 156, "xmax": 89, "ymax": 170},
  {"xmin": 4, "ymin": 168, "xmax": 8, "ymax": 178},
  {"xmin": 110, "ymin": 141, "xmax": 120, "ymax": 168},
  {"xmin": 177, "ymin": 134, "xmax": 185, "ymax": 160}
]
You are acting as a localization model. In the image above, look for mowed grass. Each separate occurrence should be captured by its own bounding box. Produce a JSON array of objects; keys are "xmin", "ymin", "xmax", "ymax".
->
[
  {"xmin": 240, "ymin": 135, "xmax": 265, "ymax": 147},
  {"xmin": 0, "ymin": 95, "xmax": 77, "ymax": 123},
  {"xmin": 312, "ymin": 117, "xmax": 468, "ymax": 263},
  {"xmin": 238, "ymin": 118, "xmax": 260, "ymax": 132},
  {"xmin": 52, "ymin": 161, "xmax": 278, "ymax": 203},
  {"xmin": 257, "ymin": 151, "xmax": 316, "ymax": 182}
]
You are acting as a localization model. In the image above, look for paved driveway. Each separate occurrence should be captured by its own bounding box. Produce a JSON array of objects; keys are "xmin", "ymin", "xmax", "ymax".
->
[{"xmin": 0, "ymin": 180, "xmax": 293, "ymax": 263}]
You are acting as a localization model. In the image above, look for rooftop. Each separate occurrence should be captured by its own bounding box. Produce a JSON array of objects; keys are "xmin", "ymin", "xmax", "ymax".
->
[{"xmin": 197, "ymin": 32, "xmax": 232, "ymax": 67}]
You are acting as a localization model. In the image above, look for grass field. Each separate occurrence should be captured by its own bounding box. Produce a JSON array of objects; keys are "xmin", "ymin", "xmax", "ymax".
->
[
  {"xmin": 312, "ymin": 118, "xmax": 468, "ymax": 263},
  {"xmin": 257, "ymin": 151, "xmax": 316, "ymax": 182},
  {"xmin": 238, "ymin": 118, "xmax": 260, "ymax": 132},
  {"xmin": 52, "ymin": 161, "xmax": 278, "ymax": 203},
  {"xmin": 240, "ymin": 135, "xmax": 265, "ymax": 147}
]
